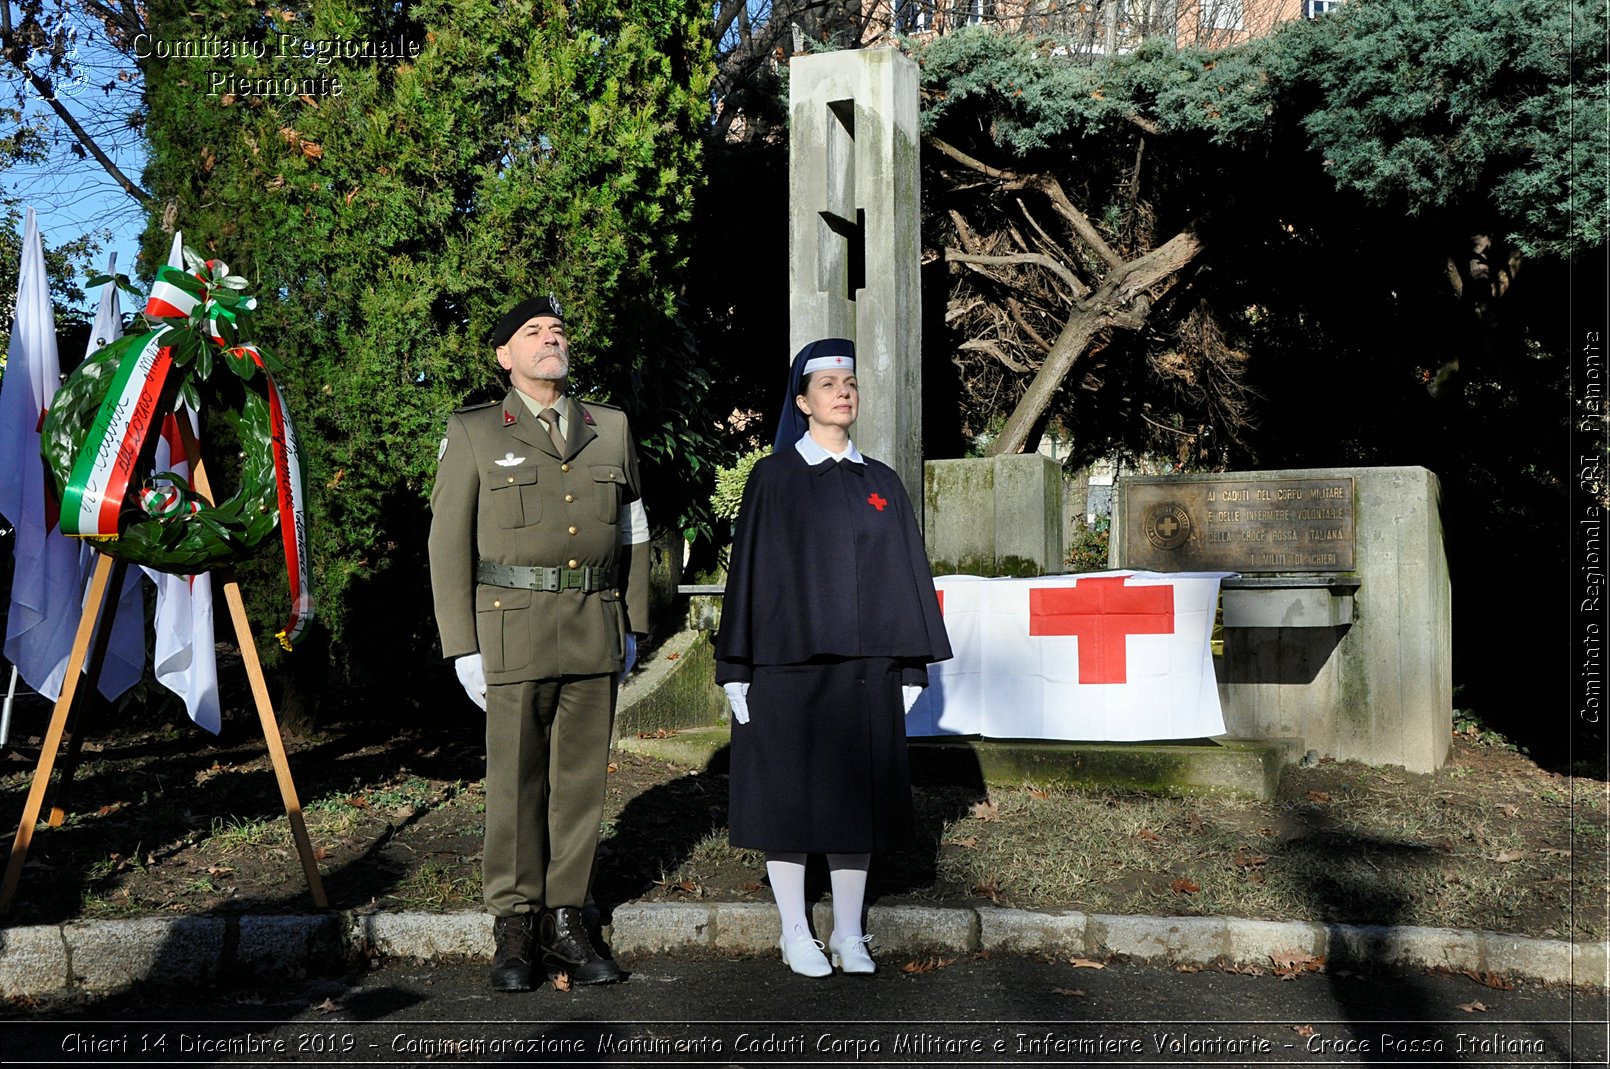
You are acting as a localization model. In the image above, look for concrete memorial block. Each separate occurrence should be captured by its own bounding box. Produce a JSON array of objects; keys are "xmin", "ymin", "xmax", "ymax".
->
[
  {"xmin": 789, "ymin": 48, "xmax": 923, "ymax": 504},
  {"xmin": 1115, "ymin": 466, "xmax": 1451, "ymax": 772},
  {"xmin": 924, "ymin": 454, "xmax": 1066, "ymax": 577}
]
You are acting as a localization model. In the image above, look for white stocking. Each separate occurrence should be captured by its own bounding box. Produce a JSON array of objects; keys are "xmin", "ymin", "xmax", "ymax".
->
[
  {"xmin": 766, "ymin": 852, "xmax": 810, "ymax": 938},
  {"xmin": 826, "ymin": 853, "xmax": 869, "ymax": 939}
]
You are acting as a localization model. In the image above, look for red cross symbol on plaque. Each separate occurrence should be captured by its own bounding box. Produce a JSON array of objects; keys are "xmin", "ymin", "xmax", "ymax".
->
[
  {"xmin": 1155, "ymin": 513, "xmax": 1181, "ymax": 539},
  {"xmin": 1029, "ymin": 577, "xmax": 1174, "ymax": 684},
  {"xmin": 867, "ymin": 492, "xmax": 887, "ymax": 512}
]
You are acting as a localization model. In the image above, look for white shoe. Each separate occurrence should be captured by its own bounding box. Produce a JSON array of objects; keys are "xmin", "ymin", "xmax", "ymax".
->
[
  {"xmin": 779, "ymin": 926, "xmax": 832, "ymax": 978},
  {"xmin": 828, "ymin": 931, "xmax": 876, "ymax": 974}
]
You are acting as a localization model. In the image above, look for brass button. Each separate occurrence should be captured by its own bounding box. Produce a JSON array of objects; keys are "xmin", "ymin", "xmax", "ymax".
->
[
  {"xmin": 561, "ymin": 463, "xmax": 571, "ymax": 473},
  {"xmin": 493, "ymin": 599, "xmax": 502, "ymax": 608},
  {"xmin": 568, "ymin": 525, "xmax": 579, "ymax": 535},
  {"xmin": 608, "ymin": 472, "xmax": 616, "ymax": 480},
  {"xmin": 567, "ymin": 558, "xmax": 579, "ymax": 569},
  {"xmin": 564, "ymin": 494, "xmax": 574, "ymax": 503},
  {"xmin": 507, "ymin": 476, "xmax": 515, "ymax": 483}
]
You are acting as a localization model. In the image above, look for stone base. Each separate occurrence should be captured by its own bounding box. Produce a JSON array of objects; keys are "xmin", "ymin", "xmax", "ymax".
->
[{"xmin": 614, "ymin": 728, "xmax": 1302, "ymax": 801}]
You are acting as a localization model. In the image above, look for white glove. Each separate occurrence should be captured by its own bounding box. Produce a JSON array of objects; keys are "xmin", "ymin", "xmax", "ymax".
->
[
  {"xmin": 902, "ymin": 684, "xmax": 923, "ymax": 714},
  {"xmin": 723, "ymin": 681, "xmax": 751, "ymax": 725},
  {"xmin": 454, "ymin": 654, "xmax": 487, "ymax": 711},
  {"xmin": 622, "ymin": 632, "xmax": 638, "ymax": 677}
]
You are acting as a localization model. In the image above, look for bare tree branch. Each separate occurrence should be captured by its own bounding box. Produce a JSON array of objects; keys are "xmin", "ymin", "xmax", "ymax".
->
[{"xmin": 944, "ymin": 247, "xmax": 1083, "ymax": 298}]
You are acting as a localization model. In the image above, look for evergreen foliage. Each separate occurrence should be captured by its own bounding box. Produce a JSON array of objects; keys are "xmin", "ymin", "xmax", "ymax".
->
[{"xmin": 138, "ymin": 0, "xmax": 712, "ymax": 689}]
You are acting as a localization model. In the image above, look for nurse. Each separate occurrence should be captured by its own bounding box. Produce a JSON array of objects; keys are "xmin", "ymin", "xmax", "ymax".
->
[{"xmin": 715, "ymin": 338, "xmax": 952, "ymax": 977}]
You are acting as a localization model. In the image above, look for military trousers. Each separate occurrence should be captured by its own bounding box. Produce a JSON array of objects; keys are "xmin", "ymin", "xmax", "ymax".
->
[{"xmin": 482, "ymin": 673, "xmax": 616, "ymax": 917}]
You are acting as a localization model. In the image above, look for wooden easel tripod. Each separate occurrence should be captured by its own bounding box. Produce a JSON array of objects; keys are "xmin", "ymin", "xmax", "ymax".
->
[{"xmin": 0, "ymin": 423, "xmax": 327, "ymax": 914}]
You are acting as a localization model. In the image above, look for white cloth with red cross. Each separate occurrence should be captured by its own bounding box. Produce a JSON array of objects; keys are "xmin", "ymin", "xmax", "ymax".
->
[{"xmin": 905, "ymin": 571, "xmax": 1234, "ymax": 741}]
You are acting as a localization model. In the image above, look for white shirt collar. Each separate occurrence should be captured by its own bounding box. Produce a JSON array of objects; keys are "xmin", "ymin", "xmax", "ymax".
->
[{"xmin": 794, "ymin": 432, "xmax": 863, "ymax": 465}]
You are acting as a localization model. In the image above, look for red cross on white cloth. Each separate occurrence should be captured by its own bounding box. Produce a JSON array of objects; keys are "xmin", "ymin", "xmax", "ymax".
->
[{"xmin": 907, "ymin": 571, "xmax": 1233, "ymax": 742}]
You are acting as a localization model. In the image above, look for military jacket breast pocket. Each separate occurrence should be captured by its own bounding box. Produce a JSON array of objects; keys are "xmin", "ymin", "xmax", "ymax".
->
[
  {"xmin": 486, "ymin": 465, "xmax": 540, "ymax": 528},
  {"xmin": 590, "ymin": 465, "xmax": 625, "ymax": 524},
  {"xmin": 475, "ymin": 586, "xmax": 532, "ymax": 673}
]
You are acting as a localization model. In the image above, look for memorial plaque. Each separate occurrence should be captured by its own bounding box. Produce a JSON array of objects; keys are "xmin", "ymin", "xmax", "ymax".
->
[{"xmin": 1119, "ymin": 475, "xmax": 1356, "ymax": 572}]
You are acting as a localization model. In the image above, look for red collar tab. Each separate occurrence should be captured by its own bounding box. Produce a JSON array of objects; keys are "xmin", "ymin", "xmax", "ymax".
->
[
  {"xmin": 580, "ymin": 406, "xmax": 596, "ymax": 426},
  {"xmin": 503, "ymin": 409, "xmax": 516, "ymax": 426}
]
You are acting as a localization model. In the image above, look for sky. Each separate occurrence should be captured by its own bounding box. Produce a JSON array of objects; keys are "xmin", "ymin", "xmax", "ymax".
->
[{"xmin": 7, "ymin": 4, "xmax": 149, "ymax": 311}]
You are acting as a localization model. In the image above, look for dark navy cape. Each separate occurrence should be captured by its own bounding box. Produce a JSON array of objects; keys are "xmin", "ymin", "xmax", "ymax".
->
[{"xmin": 715, "ymin": 446, "xmax": 952, "ymax": 685}]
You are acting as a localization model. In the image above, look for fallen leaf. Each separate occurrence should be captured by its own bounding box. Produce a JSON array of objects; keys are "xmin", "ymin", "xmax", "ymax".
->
[
  {"xmin": 971, "ymin": 799, "xmax": 999, "ymax": 822},
  {"xmin": 1458, "ymin": 1000, "xmax": 1488, "ymax": 1013},
  {"xmin": 1306, "ymin": 791, "xmax": 1330, "ymax": 803},
  {"xmin": 301, "ymin": 141, "xmax": 324, "ymax": 160},
  {"xmin": 1026, "ymin": 786, "xmax": 1049, "ymax": 799},
  {"xmin": 313, "ymin": 846, "xmax": 329, "ymax": 861},
  {"xmin": 1257, "ymin": 826, "xmax": 1276, "ymax": 837},
  {"xmin": 1228, "ymin": 963, "xmax": 1265, "ymax": 976},
  {"xmin": 1233, "ymin": 851, "xmax": 1270, "ymax": 868},
  {"xmin": 313, "ymin": 998, "xmax": 342, "ymax": 1013},
  {"xmin": 1138, "ymin": 828, "xmax": 1162, "ymax": 843},
  {"xmin": 344, "ymin": 187, "xmax": 360, "ymax": 206},
  {"xmin": 1270, "ymin": 949, "xmax": 1317, "ymax": 972},
  {"xmin": 901, "ymin": 957, "xmax": 956, "ymax": 974},
  {"xmin": 1069, "ymin": 957, "xmax": 1106, "ymax": 969},
  {"xmin": 1491, "ymin": 849, "xmax": 1523, "ymax": 864},
  {"xmin": 1498, "ymin": 803, "xmax": 1518, "ymax": 818},
  {"xmin": 347, "ymin": 796, "xmax": 369, "ymax": 809},
  {"xmin": 947, "ymin": 836, "xmax": 978, "ymax": 849},
  {"xmin": 206, "ymin": 865, "xmax": 232, "ymax": 877},
  {"xmin": 1175, "ymin": 962, "xmax": 1202, "ymax": 973},
  {"xmin": 1051, "ymin": 987, "xmax": 1086, "ymax": 997},
  {"xmin": 606, "ymin": 763, "xmax": 618, "ymax": 774},
  {"xmin": 666, "ymin": 652, "xmax": 680, "ymax": 660},
  {"xmin": 740, "ymin": 881, "xmax": 762, "ymax": 893},
  {"xmin": 1171, "ymin": 877, "xmax": 1201, "ymax": 894},
  {"xmin": 552, "ymin": 971, "xmax": 571, "ymax": 992},
  {"xmin": 1292, "ymin": 1025, "xmax": 1315, "ymax": 1038},
  {"xmin": 1462, "ymin": 970, "xmax": 1515, "ymax": 991},
  {"xmin": 972, "ymin": 879, "xmax": 1002, "ymax": 901}
]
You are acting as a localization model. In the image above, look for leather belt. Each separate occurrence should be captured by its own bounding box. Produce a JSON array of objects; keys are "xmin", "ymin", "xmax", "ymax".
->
[{"xmin": 476, "ymin": 561, "xmax": 617, "ymax": 593}]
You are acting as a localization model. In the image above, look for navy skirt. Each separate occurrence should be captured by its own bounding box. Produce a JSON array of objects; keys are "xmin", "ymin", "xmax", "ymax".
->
[{"xmin": 728, "ymin": 656, "xmax": 914, "ymax": 853}]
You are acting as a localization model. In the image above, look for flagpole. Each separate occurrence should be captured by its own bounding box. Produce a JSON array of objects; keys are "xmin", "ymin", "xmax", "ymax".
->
[{"xmin": 0, "ymin": 663, "xmax": 17, "ymax": 747}]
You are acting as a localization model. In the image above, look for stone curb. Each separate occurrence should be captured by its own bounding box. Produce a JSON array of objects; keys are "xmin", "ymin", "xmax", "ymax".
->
[{"xmin": 1, "ymin": 905, "xmax": 1603, "ymax": 999}]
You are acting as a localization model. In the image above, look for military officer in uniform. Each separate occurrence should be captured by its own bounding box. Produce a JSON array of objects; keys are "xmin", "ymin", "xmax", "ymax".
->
[{"xmin": 429, "ymin": 294, "xmax": 651, "ymax": 990}]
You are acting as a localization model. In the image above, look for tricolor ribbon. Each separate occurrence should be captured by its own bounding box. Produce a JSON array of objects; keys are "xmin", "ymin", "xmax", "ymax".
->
[
  {"xmin": 57, "ymin": 260, "xmax": 314, "ymax": 648},
  {"xmin": 59, "ymin": 329, "xmax": 175, "ymax": 542}
]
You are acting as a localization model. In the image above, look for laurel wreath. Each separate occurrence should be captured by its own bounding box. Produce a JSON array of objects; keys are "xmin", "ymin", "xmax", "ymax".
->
[{"xmin": 39, "ymin": 256, "xmax": 287, "ymax": 573}]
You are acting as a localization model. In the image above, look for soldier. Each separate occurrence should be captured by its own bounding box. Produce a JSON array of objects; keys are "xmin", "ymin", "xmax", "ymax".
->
[{"xmin": 428, "ymin": 295, "xmax": 650, "ymax": 990}]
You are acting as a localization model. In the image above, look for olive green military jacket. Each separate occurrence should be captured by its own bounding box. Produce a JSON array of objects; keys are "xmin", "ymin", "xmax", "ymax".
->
[{"xmin": 428, "ymin": 389, "xmax": 651, "ymax": 685}]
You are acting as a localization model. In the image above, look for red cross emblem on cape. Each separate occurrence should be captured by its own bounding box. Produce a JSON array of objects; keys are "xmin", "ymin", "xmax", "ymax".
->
[
  {"xmin": 867, "ymin": 492, "xmax": 887, "ymax": 511},
  {"xmin": 1029, "ymin": 576, "xmax": 1174, "ymax": 684}
]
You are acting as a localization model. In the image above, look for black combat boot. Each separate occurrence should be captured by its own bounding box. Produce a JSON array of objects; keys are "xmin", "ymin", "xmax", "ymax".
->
[
  {"xmin": 489, "ymin": 914, "xmax": 537, "ymax": 991},
  {"xmin": 540, "ymin": 906, "xmax": 624, "ymax": 985}
]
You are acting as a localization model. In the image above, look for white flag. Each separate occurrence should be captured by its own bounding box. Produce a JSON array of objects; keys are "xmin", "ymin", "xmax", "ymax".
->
[
  {"xmin": 912, "ymin": 571, "xmax": 1232, "ymax": 741},
  {"xmin": 143, "ymin": 232, "xmax": 221, "ymax": 733},
  {"xmin": 0, "ymin": 209, "xmax": 86, "ymax": 700},
  {"xmin": 82, "ymin": 252, "xmax": 148, "ymax": 702}
]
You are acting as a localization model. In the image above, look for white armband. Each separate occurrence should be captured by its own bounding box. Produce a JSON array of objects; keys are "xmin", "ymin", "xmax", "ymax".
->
[{"xmin": 617, "ymin": 498, "xmax": 650, "ymax": 545}]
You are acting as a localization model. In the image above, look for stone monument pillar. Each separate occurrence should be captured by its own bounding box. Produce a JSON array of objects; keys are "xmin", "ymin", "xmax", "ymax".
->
[{"xmin": 789, "ymin": 49, "xmax": 923, "ymax": 505}]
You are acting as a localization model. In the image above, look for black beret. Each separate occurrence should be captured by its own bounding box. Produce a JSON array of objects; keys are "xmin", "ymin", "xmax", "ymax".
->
[{"xmin": 491, "ymin": 295, "xmax": 565, "ymax": 347}]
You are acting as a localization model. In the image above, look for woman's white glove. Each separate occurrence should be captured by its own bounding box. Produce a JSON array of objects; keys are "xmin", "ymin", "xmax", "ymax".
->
[
  {"xmin": 622, "ymin": 633, "xmax": 638, "ymax": 677},
  {"xmin": 454, "ymin": 654, "xmax": 487, "ymax": 711},
  {"xmin": 901, "ymin": 684, "xmax": 923, "ymax": 714},
  {"xmin": 723, "ymin": 681, "xmax": 751, "ymax": 724}
]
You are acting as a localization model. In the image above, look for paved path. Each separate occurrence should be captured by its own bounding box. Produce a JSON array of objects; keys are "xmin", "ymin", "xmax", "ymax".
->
[{"xmin": 3, "ymin": 951, "xmax": 1606, "ymax": 1065}]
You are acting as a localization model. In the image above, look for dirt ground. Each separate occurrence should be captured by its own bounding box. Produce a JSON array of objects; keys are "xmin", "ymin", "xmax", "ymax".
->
[{"xmin": 0, "ymin": 690, "xmax": 1604, "ymax": 946}]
